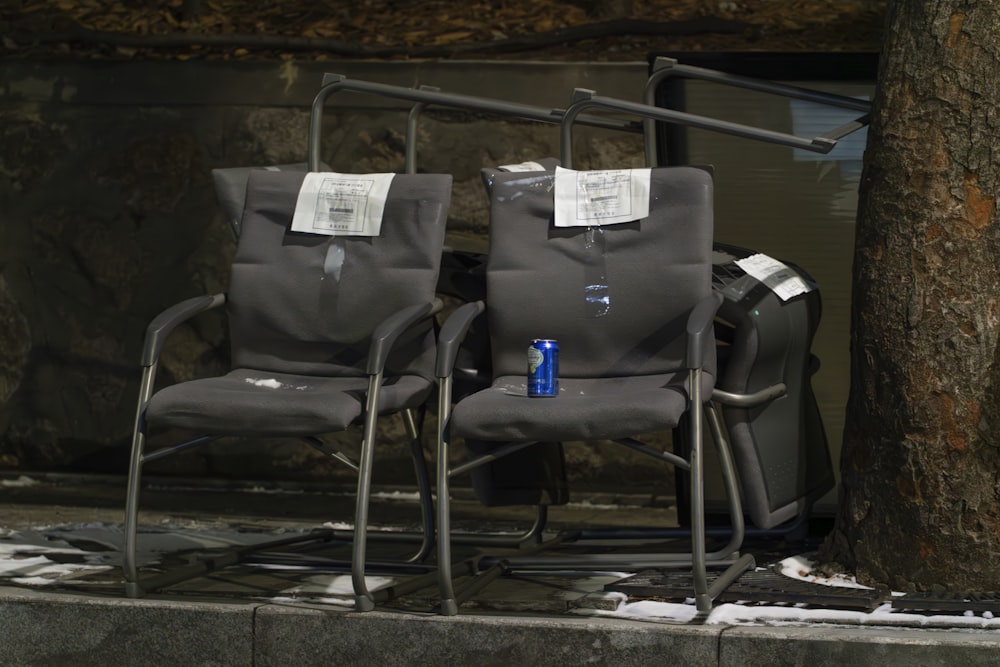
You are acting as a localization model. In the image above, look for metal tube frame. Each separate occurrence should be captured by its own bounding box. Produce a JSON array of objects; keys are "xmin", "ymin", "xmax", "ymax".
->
[
  {"xmin": 561, "ymin": 88, "xmax": 854, "ymax": 169},
  {"xmin": 124, "ymin": 300, "xmax": 442, "ymax": 607},
  {"xmin": 308, "ymin": 74, "xmax": 642, "ymax": 173},
  {"xmin": 301, "ymin": 64, "xmax": 854, "ymax": 613},
  {"xmin": 641, "ymin": 56, "xmax": 873, "ymax": 167}
]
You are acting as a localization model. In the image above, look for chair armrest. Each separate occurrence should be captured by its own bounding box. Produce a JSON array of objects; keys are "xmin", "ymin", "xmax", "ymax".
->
[
  {"xmin": 435, "ymin": 300, "xmax": 486, "ymax": 379},
  {"xmin": 712, "ymin": 384, "xmax": 787, "ymax": 408},
  {"xmin": 367, "ymin": 298, "xmax": 444, "ymax": 375},
  {"xmin": 141, "ymin": 294, "xmax": 226, "ymax": 367},
  {"xmin": 686, "ymin": 291, "xmax": 724, "ymax": 369}
]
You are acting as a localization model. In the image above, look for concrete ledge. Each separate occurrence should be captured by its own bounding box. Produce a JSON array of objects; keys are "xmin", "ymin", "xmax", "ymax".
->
[
  {"xmin": 254, "ymin": 604, "xmax": 723, "ymax": 667},
  {"xmin": 0, "ymin": 586, "xmax": 257, "ymax": 666},
  {"xmin": 6, "ymin": 584, "xmax": 1000, "ymax": 666},
  {"xmin": 719, "ymin": 625, "xmax": 1000, "ymax": 667}
]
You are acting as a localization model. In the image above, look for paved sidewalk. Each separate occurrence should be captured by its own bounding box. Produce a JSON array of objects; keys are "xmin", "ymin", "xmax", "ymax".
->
[{"xmin": 2, "ymin": 473, "xmax": 999, "ymax": 666}]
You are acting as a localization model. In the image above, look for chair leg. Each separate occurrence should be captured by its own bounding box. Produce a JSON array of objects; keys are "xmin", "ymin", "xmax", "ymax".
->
[
  {"xmin": 436, "ymin": 376, "xmax": 459, "ymax": 615},
  {"xmin": 705, "ymin": 402, "xmax": 747, "ymax": 558},
  {"xmin": 402, "ymin": 408, "xmax": 435, "ymax": 564},
  {"xmin": 687, "ymin": 374, "xmax": 712, "ymax": 612},
  {"xmin": 123, "ymin": 429, "xmax": 145, "ymax": 599},
  {"xmin": 123, "ymin": 365, "xmax": 155, "ymax": 598},
  {"xmin": 703, "ymin": 402, "xmax": 756, "ymax": 602},
  {"xmin": 352, "ymin": 373, "xmax": 383, "ymax": 612},
  {"xmin": 691, "ymin": 390, "xmax": 757, "ymax": 613}
]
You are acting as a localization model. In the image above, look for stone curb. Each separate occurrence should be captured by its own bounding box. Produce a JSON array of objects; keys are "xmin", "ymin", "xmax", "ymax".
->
[
  {"xmin": 717, "ymin": 625, "xmax": 1000, "ymax": 667},
  {"xmin": 4, "ymin": 586, "xmax": 1000, "ymax": 666},
  {"xmin": 0, "ymin": 586, "xmax": 257, "ymax": 666}
]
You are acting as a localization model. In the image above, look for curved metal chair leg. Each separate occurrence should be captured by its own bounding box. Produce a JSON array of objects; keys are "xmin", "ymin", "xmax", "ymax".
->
[
  {"xmin": 123, "ymin": 428, "xmax": 145, "ymax": 599},
  {"xmin": 403, "ymin": 408, "xmax": 435, "ymax": 564},
  {"xmin": 436, "ymin": 378, "xmax": 459, "ymax": 615},
  {"xmin": 123, "ymin": 366, "xmax": 155, "ymax": 599},
  {"xmin": 352, "ymin": 374, "xmax": 382, "ymax": 612}
]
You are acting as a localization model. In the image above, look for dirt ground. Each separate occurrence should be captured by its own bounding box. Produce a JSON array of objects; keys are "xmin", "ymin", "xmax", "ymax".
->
[{"xmin": 1, "ymin": 0, "xmax": 886, "ymax": 62}]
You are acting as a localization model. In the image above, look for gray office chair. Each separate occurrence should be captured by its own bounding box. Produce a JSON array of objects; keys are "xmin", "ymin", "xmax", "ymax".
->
[
  {"xmin": 123, "ymin": 169, "xmax": 451, "ymax": 612},
  {"xmin": 434, "ymin": 165, "xmax": 755, "ymax": 615}
]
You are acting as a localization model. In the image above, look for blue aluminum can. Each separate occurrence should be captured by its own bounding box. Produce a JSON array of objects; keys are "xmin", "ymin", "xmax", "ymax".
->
[{"xmin": 527, "ymin": 339, "xmax": 559, "ymax": 397}]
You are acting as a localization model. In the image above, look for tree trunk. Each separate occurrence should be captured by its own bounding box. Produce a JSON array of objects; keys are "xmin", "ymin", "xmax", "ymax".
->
[{"xmin": 823, "ymin": 0, "xmax": 1000, "ymax": 591}]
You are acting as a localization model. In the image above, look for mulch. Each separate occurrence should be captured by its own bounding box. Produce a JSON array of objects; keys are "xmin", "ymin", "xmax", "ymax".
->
[{"xmin": 1, "ymin": 0, "xmax": 886, "ymax": 61}]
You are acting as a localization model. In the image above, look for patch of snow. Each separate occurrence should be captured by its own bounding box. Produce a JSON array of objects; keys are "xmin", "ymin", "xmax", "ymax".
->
[
  {"xmin": 370, "ymin": 490, "xmax": 422, "ymax": 502},
  {"xmin": 11, "ymin": 576, "xmax": 61, "ymax": 585},
  {"xmin": 321, "ymin": 522, "xmax": 355, "ymax": 531},
  {"xmin": 0, "ymin": 550, "xmax": 113, "ymax": 585},
  {"xmin": 0, "ymin": 555, "xmax": 58, "ymax": 577},
  {"xmin": 245, "ymin": 486, "xmax": 306, "ymax": 495},
  {"xmin": 776, "ymin": 555, "xmax": 874, "ymax": 590},
  {"xmin": 246, "ymin": 377, "xmax": 283, "ymax": 389},
  {"xmin": 551, "ymin": 575, "xmax": 627, "ymax": 600},
  {"xmin": 704, "ymin": 601, "xmax": 1000, "ymax": 629},
  {"xmin": 243, "ymin": 378, "xmax": 307, "ymax": 390},
  {"xmin": 2, "ymin": 522, "xmax": 999, "ymax": 633},
  {"xmin": 0, "ymin": 522, "xmax": 320, "ymax": 582},
  {"xmin": 284, "ymin": 573, "xmax": 395, "ymax": 596},
  {"xmin": 564, "ymin": 500, "xmax": 629, "ymax": 511},
  {"xmin": 269, "ymin": 595, "xmax": 355, "ymax": 609},
  {"xmin": 1, "ymin": 476, "xmax": 39, "ymax": 488},
  {"xmin": 577, "ymin": 597, "xmax": 701, "ymax": 624}
]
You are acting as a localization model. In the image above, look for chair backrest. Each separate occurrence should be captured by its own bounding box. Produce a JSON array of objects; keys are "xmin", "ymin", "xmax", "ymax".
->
[
  {"xmin": 483, "ymin": 166, "xmax": 715, "ymax": 379},
  {"xmin": 228, "ymin": 170, "xmax": 451, "ymax": 378},
  {"xmin": 212, "ymin": 163, "xmax": 316, "ymax": 237}
]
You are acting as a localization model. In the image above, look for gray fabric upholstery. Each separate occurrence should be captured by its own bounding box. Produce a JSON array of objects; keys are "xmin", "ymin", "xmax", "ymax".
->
[
  {"xmin": 227, "ymin": 170, "xmax": 451, "ymax": 379},
  {"xmin": 212, "ymin": 163, "xmax": 316, "ymax": 233},
  {"xmin": 454, "ymin": 374, "xmax": 690, "ymax": 442},
  {"xmin": 147, "ymin": 169, "xmax": 451, "ymax": 435},
  {"xmin": 147, "ymin": 369, "xmax": 431, "ymax": 436},
  {"xmin": 452, "ymin": 166, "xmax": 715, "ymax": 442}
]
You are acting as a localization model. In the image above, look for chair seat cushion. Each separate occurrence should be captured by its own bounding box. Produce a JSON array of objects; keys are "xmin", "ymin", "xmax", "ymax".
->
[
  {"xmin": 452, "ymin": 373, "xmax": 708, "ymax": 442},
  {"xmin": 146, "ymin": 369, "xmax": 433, "ymax": 436}
]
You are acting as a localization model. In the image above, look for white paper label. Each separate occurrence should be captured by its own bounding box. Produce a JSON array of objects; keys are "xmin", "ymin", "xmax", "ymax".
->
[
  {"xmin": 291, "ymin": 172, "xmax": 395, "ymax": 236},
  {"xmin": 498, "ymin": 161, "xmax": 546, "ymax": 172},
  {"xmin": 554, "ymin": 166, "xmax": 651, "ymax": 227},
  {"xmin": 735, "ymin": 253, "xmax": 814, "ymax": 302}
]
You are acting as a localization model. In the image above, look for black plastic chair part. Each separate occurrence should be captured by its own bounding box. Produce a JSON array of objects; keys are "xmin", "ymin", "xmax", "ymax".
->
[
  {"xmin": 435, "ymin": 165, "xmax": 755, "ymax": 616},
  {"xmin": 709, "ymin": 243, "xmax": 834, "ymax": 530},
  {"xmin": 123, "ymin": 169, "xmax": 452, "ymax": 612}
]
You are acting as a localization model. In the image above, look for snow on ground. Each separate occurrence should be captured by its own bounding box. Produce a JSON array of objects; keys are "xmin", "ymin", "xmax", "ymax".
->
[
  {"xmin": 776, "ymin": 554, "xmax": 875, "ymax": 590},
  {"xmin": 576, "ymin": 555, "xmax": 1000, "ymax": 629},
  {"xmin": 0, "ymin": 475, "xmax": 40, "ymax": 488},
  {"xmin": 0, "ymin": 521, "xmax": 315, "ymax": 585},
  {"xmin": 1, "ymin": 523, "xmax": 999, "ymax": 629}
]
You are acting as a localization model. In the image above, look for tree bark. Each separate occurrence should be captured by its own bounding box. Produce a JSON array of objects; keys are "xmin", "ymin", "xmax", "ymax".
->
[{"xmin": 823, "ymin": 0, "xmax": 1000, "ymax": 591}]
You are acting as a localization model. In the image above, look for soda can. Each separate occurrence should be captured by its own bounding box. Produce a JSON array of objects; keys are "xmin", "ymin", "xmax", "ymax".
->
[{"xmin": 527, "ymin": 339, "xmax": 559, "ymax": 397}]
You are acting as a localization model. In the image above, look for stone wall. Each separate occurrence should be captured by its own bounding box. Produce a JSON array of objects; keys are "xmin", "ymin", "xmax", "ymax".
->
[{"xmin": 0, "ymin": 59, "xmax": 669, "ymax": 494}]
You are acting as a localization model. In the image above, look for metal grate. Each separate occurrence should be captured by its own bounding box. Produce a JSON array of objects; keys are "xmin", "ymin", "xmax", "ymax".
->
[
  {"xmin": 606, "ymin": 567, "xmax": 889, "ymax": 611},
  {"xmin": 711, "ymin": 261, "xmax": 746, "ymax": 289},
  {"xmin": 892, "ymin": 591, "xmax": 1000, "ymax": 614}
]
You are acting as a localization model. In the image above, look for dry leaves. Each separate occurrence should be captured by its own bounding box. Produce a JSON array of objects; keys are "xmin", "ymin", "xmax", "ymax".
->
[{"xmin": 1, "ymin": 0, "xmax": 886, "ymax": 59}]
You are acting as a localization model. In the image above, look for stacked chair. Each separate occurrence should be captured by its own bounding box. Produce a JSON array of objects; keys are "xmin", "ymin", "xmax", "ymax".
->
[{"xmin": 123, "ymin": 65, "xmax": 860, "ymax": 615}]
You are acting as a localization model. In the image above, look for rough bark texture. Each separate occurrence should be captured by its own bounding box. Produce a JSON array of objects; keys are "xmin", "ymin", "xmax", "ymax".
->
[{"xmin": 824, "ymin": 0, "xmax": 1000, "ymax": 591}]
